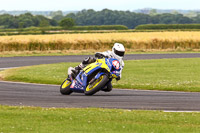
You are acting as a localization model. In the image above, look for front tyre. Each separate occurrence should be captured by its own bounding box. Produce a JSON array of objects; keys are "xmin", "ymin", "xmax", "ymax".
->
[
  {"xmin": 85, "ymin": 75, "xmax": 109, "ymax": 96},
  {"xmin": 60, "ymin": 79, "xmax": 73, "ymax": 95}
]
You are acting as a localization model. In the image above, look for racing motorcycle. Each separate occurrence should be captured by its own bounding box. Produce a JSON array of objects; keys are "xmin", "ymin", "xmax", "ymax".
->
[{"xmin": 60, "ymin": 57, "xmax": 121, "ymax": 95}]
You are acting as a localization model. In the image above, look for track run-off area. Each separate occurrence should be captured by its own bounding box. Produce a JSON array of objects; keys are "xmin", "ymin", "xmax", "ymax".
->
[{"xmin": 0, "ymin": 53, "xmax": 200, "ymax": 111}]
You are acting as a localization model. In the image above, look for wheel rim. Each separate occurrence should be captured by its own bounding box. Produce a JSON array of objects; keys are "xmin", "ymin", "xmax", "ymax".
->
[
  {"xmin": 61, "ymin": 80, "xmax": 71, "ymax": 89},
  {"xmin": 86, "ymin": 76, "xmax": 103, "ymax": 91}
]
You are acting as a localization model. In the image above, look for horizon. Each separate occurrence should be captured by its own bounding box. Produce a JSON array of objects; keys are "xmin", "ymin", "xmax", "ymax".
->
[
  {"xmin": 0, "ymin": 0, "xmax": 200, "ymax": 11},
  {"xmin": 1, "ymin": 8, "xmax": 200, "ymax": 12}
]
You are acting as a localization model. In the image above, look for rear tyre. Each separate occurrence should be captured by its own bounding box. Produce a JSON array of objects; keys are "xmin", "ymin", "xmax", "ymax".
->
[
  {"xmin": 85, "ymin": 75, "xmax": 109, "ymax": 96},
  {"xmin": 60, "ymin": 79, "xmax": 73, "ymax": 95}
]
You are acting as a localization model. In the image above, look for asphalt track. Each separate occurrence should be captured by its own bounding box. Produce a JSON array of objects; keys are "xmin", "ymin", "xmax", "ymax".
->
[
  {"xmin": 1, "ymin": 53, "xmax": 200, "ymax": 68},
  {"xmin": 1, "ymin": 53, "xmax": 200, "ymax": 111}
]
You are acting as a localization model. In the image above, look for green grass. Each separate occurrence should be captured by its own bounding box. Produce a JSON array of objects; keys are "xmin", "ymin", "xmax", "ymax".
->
[
  {"xmin": 1, "ymin": 50, "xmax": 200, "ymax": 57},
  {"xmin": 1, "ymin": 58, "xmax": 200, "ymax": 92},
  {"xmin": 0, "ymin": 105, "xmax": 200, "ymax": 133},
  {"xmin": 0, "ymin": 51, "xmax": 95, "ymax": 57},
  {"xmin": 116, "ymin": 58, "xmax": 200, "ymax": 92}
]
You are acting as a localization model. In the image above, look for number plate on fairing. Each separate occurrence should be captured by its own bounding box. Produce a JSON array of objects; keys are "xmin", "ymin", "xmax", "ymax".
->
[{"xmin": 112, "ymin": 60, "xmax": 120, "ymax": 70}]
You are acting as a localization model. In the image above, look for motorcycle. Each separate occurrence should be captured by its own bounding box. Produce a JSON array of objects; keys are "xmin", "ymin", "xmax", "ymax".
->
[{"xmin": 60, "ymin": 57, "xmax": 121, "ymax": 95}]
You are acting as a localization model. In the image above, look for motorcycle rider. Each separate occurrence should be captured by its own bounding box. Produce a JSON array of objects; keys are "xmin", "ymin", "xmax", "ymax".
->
[{"xmin": 69, "ymin": 43, "xmax": 125, "ymax": 92}]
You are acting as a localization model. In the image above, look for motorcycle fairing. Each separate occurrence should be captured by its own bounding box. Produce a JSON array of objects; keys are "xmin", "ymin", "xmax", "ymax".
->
[
  {"xmin": 70, "ymin": 58, "xmax": 121, "ymax": 92},
  {"xmin": 83, "ymin": 58, "xmax": 111, "ymax": 75},
  {"xmin": 70, "ymin": 71, "xmax": 87, "ymax": 93}
]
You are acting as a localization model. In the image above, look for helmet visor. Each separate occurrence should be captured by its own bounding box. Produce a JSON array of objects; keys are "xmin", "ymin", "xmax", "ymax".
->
[{"xmin": 114, "ymin": 48, "xmax": 125, "ymax": 57}]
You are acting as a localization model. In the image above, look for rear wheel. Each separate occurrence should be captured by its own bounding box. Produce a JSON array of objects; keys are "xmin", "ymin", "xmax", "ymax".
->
[
  {"xmin": 85, "ymin": 75, "xmax": 109, "ymax": 96},
  {"xmin": 60, "ymin": 79, "xmax": 73, "ymax": 95}
]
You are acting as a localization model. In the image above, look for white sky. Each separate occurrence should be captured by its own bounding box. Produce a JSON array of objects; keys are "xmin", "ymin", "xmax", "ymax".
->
[{"xmin": 0, "ymin": 0, "xmax": 200, "ymax": 11}]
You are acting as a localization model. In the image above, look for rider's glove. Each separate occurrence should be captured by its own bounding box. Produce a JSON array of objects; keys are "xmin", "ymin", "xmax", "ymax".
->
[
  {"xmin": 82, "ymin": 57, "xmax": 96, "ymax": 65},
  {"xmin": 95, "ymin": 53, "xmax": 107, "ymax": 59}
]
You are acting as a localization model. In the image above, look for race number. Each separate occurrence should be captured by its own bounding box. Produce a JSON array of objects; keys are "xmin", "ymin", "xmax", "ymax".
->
[{"xmin": 112, "ymin": 60, "xmax": 120, "ymax": 69}]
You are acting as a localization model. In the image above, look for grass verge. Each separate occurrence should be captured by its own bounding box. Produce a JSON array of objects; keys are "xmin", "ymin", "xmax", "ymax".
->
[
  {"xmin": 0, "ymin": 50, "xmax": 95, "ymax": 57},
  {"xmin": 1, "ymin": 58, "xmax": 200, "ymax": 92},
  {"xmin": 1, "ymin": 50, "xmax": 200, "ymax": 57},
  {"xmin": 0, "ymin": 105, "xmax": 200, "ymax": 133}
]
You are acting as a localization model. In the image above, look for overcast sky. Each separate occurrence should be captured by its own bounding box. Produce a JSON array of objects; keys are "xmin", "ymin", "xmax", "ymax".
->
[{"xmin": 1, "ymin": 0, "xmax": 200, "ymax": 11}]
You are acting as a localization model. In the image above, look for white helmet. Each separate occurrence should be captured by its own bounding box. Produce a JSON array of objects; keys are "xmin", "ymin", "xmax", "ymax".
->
[{"xmin": 112, "ymin": 43, "xmax": 125, "ymax": 60}]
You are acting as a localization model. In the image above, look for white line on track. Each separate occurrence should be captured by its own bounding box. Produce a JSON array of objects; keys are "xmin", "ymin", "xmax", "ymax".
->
[
  {"xmin": 0, "ymin": 80, "xmax": 59, "ymax": 87},
  {"xmin": 115, "ymin": 88, "xmax": 200, "ymax": 94},
  {"xmin": 163, "ymin": 110, "xmax": 200, "ymax": 113},
  {"xmin": 0, "ymin": 67, "xmax": 19, "ymax": 70}
]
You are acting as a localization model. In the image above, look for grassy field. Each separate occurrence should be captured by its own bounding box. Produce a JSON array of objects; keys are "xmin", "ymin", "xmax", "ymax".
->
[
  {"xmin": 1, "ymin": 58, "xmax": 200, "ymax": 92},
  {"xmin": 0, "ymin": 105, "xmax": 200, "ymax": 133},
  {"xmin": 0, "ymin": 50, "xmax": 199, "ymax": 57},
  {"xmin": 1, "ymin": 32, "xmax": 200, "ymax": 53},
  {"xmin": 0, "ymin": 50, "xmax": 95, "ymax": 57}
]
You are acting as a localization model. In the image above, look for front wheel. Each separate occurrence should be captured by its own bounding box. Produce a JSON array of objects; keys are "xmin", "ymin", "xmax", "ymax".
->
[
  {"xmin": 60, "ymin": 79, "xmax": 73, "ymax": 95},
  {"xmin": 85, "ymin": 75, "xmax": 109, "ymax": 96}
]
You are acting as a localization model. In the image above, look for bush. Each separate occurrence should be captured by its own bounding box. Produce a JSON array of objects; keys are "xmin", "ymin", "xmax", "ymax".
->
[
  {"xmin": 59, "ymin": 18, "xmax": 75, "ymax": 29},
  {"xmin": 135, "ymin": 24, "xmax": 200, "ymax": 30},
  {"xmin": 0, "ymin": 25, "xmax": 128, "ymax": 33},
  {"xmin": 69, "ymin": 25, "xmax": 128, "ymax": 30}
]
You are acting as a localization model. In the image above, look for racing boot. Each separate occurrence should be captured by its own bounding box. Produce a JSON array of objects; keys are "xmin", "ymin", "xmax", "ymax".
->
[{"xmin": 68, "ymin": 67, "xmax": 79, "ymax": 80}]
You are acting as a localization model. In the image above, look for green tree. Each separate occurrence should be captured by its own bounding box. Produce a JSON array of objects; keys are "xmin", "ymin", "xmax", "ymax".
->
[
  {"xmin": 50, "ymin": 10, "xmax": 63, "ymax": 17},
  {"xmin": 193, "ymin": 14, "xmax": 200, "ymax": 23},
  {"xmin": 18, "ymin": 22, "xmax": 24, "ymax": 31},
  {"xmin": 18, "ymin": 22, "xmax": 24, "ymax": 28},
  {"xmin": 59, "ymin": 18, "xmax": 75, "ymax": 29},
  {"xmin": 39, "ymin": 20, "xmax": 50, "ymax": 34},
  {"xmin": 149, "ymin": 9, "xmax": 157, "ymax": 16},
  {"xmin": 39, "ymin": 20, "xmax": 49, "ymax": 27},
  {"xmin": 52, "ymin": 15, "xmax": 64, "ymax": 21},
  {"xmin": 185, "ymin": 11, "xmax": 197, "ymax": 18}
]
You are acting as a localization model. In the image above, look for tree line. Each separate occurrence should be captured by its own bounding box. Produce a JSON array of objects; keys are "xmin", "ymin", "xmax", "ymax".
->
[
  {"xmin": 0, "ymin": 13, "xmax": 57, "ymax": 28},
  {"xmin": 63, "ymin": 9, "xmax": 200, "ymax": 29},
  {"xmin": 1, "ymin": 9, "xmax": 200, "ymax": 29},
  {"xmin": 135, "ymin": 24, "xmax": 200, "ymax": 30}
]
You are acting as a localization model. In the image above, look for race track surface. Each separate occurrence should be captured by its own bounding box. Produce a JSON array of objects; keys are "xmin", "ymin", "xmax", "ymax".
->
[
  {"xmin": 1, "ymin": 81, "xmax": 200, "ymax": 111},
  {"xmin": 1, "ymin": 53, "xmax": 200, "ymax": 68},
  {"xmin": 1, "ymin": 53, "xmax": 200, "ymax": 111}
]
